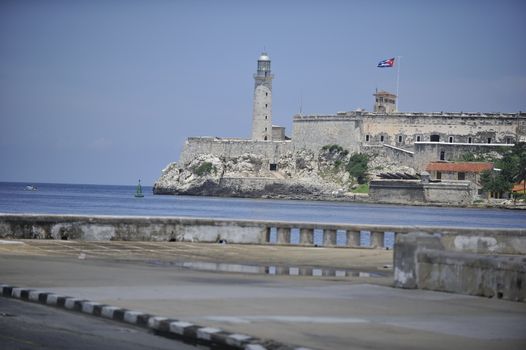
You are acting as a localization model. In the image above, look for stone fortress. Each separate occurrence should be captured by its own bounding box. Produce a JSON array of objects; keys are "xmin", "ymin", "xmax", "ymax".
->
[{"xmin": 154, "ymin": 53, "xmax": 526, "ymax": 203}]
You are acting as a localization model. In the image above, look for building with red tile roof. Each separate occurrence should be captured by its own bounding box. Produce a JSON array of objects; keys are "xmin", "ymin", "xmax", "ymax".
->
[
  {"xmin": 425, "ymin": 162, "xmax": 494, "ymax": 173},
  {"xmin": 425, "ymin": 162, "xmax": 494, "ymax": 194}
]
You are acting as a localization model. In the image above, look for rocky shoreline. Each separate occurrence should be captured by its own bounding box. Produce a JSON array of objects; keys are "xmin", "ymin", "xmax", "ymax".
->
[
  {"xmin": 153, "ymin": 148, "xmax": 373, "ymax": 200},
  {"xmin": 153, "ymin": 149, "xmax": 525, "ymax": 209}
]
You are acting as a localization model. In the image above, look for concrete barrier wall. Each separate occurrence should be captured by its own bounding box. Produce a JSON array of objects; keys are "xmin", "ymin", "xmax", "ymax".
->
[
  {"xmin": 0, "ymin": 214, "xmax": 268, "ymax": 244},
  {"xmin": 394, "ymin": 232, "xmax": 526, "ymax": 302},
  {"xmin": 0, "ymin": 214, "xmax": 524, "ymax": 248}
]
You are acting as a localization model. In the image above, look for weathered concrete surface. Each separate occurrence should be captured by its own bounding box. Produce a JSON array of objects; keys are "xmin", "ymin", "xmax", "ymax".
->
[
  {"xmin": 369, "ymin": 180, "xmax": 425, "ymax": 204},
  {"xmin": 0, "ymin": 244, "xmax": 525, "ymax": 350},
  {"xmin": 393, "ymin": 232, "xmax": 445, "ymax": 289},
  {"xmin": 0, "ymin": 214, "xmax": 269, "ymax": 244},
  {"xmin": 418, "ymin": 250, "xmax": 526, "ymax": 301},
  {"xmin": 394, "ymin": 232, "xmax": 526, "ymax": 302},
  {"xmin": 369, "ymin": 179, "xmax": 476, "ymax": 206},
  {"xmin": 1, "ymin": 213, "xmax": 524, "ymax": 248}
]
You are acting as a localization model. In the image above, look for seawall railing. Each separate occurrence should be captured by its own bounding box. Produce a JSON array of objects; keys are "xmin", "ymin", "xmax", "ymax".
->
[{"xmin": 0, "ymin": 214, "xmax": 524, "ymax": 251}]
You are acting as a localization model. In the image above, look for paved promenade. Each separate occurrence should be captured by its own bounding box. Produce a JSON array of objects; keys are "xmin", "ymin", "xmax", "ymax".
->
[{"xmin": 1, "ymin": 240, "xmax": 525, "ymax": 350}]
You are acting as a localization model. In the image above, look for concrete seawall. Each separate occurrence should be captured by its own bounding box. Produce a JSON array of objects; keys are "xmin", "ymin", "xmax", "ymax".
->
[
  {"xmin": 0, "ymin": 213, "xmax": 524, "ymax": 248},
  {"xmin": 0, "ymin": 214, "xmax": 269, "ymax": 244},
  {"xmin": 395, "ymin": 231, "xmax": 526, "ymax": 302},
  {"xmin": 1, "ymin": 213, "xmax": 525, "ymax": 301}
]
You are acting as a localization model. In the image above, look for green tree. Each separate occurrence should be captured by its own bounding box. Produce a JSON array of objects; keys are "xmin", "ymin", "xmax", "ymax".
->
[
  {"xmin": 480, "ymin": 170, "xmax": 512, "ymax": 197},
  {"xmin": 481, "ymin": 142, "xmax": 526, "ymax": 197},
  {"xmin": 193, "ymin": 162, "xmax": 215, "ymax": 176},
  {"xmin": 346, "ymin": 153, "xmax": 369, "ymax": 184}
]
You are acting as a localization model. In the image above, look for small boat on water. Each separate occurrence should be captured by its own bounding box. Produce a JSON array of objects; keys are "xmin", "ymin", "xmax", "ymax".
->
[
  {"xmin": 134, "ymin": 180, "xmax": 144, "ymax": 198},
  {"xmin": 24, "ymin": 185, "xmax": 37, "ymax": 191}
]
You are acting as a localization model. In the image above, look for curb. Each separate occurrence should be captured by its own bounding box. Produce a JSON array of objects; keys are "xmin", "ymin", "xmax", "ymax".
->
[{"xmin": 1, "ymin": 284, "xmax": 312, "ymax": 350}]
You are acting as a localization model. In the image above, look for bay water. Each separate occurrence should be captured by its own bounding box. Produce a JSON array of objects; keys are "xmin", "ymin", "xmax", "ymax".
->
[{"xmin": 1, "ymin": 182, "xmax": 524, "ymax": 248}]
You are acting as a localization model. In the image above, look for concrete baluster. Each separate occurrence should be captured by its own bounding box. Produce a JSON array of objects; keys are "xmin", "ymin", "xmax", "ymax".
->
[
  {"xmin": 346, "ymin": 230, "xmax": 361, "ymax": 247},
  {"xmin": 371, "ymin": 231, "xmax": 385, "ymax": 248},
  {"xmin": 299, "ymin": 228, "xmax": 314, "ymax": 245},
  {"xmin": 323, "ymin": 229, "xmax": 337, "ymax": 247},
  {"xmin": 277, "ymin": 227, "xmax": 291, "ymax": 244},
  {"xmin": 299, "ymin": 267, "xmax": 313, "ymax": 276},
  {"xmin": 276, "ymin": 266, "xmax": 288, "ymax": 275}
]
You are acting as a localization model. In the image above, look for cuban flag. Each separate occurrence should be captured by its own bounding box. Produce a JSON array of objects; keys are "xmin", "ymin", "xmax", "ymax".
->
[{"xmin": 377, "ymin": 57, "xmax": 395, "ymax": 68}]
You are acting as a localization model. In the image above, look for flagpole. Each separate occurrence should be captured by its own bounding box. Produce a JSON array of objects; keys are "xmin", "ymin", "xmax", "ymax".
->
[{"xmin": 396, "ymin": 56, "xmax": 401, "ymax": 112}]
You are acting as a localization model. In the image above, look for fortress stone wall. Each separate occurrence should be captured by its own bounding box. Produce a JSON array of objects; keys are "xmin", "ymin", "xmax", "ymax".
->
[
  {"xmin": 179, "ymin": 137, "xmax": 292, "ymax": 166},
  {"xmin": 291, "ymin": 111, "xmax": 525, "ymax": 154},
  {"xmin": 292, "ymin": 115, "xmax": 362, "ymax": 153},
  {"xmin": 179, "ymin": 112, "xmax": 524, "ymax": 171},
  {"xmin": 363, "ymin": 112, "xmax": 523, "ymax": 146}
]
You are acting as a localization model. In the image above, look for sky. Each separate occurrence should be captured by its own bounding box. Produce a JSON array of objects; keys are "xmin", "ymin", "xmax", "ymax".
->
[{"xmin": 1, "ymin": 0, "xmax": 525, "ymax": 186}]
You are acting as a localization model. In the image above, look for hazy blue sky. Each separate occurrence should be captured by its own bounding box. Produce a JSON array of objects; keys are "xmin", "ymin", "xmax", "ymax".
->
[{"xmin": 1, "ymin": 0, "xmax": 525, "ymax": 185}]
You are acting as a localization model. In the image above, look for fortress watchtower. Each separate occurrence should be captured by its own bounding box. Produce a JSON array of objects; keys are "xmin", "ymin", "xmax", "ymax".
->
[
  {"xmin": 251, "ymin": 52, "xmax": 273, "ymax": 141},
  {"xmin": 374, "ymin": 90, "xmax": 397, "ymax": 114}
]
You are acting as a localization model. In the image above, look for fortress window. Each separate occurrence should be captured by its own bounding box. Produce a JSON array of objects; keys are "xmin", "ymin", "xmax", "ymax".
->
[
  {"xmin": 398, "ymin": 135, "xmax": 403, "ymax": 143},
  {"xmin": 380, "ymin": 135, "xmax": 385, "ymax": 142},
  {"xmin": 266, "ymin": 92, "xmax": 268, "ymax": 96},
  {"xmin": 458, "ymin": 172, "xmax": 466, "ymax": 180},
  {"xmin": 468, "ymin": 137, "xmax": 472, "ymax": 143},
  {"xmin": 487, "ymin": 138, "xmax": 491, "ymax": 144},
  {"xmin": 436, "ymin": 171, "xmax": 442, "ymax": 180},
  {"xmin": 448, "ymin": 136, "xmax": 454, "ymax": 143},
  {"xmin": 269, "ymin": 163, "xmax": 277, "ymax": 171},
  {"xmin": 506, "ymin": 137, "xmax": 512, "ymax": 144},
  {"xmin": 430, "ymin": 134, "xmax": 440, "ymax": 142},
  {"xmin": 366, "ymin": 135, "xmax": 370, "ymax": 142},
  {"xmin": 264, "ymin": 136, "xmax": 267, "ymax": 140},
  {"xmin": 265, "ymin": 127, "xmax": 267, "ymax": 131},
  {"xmin": 440, "ymin": 151, "xmax": 445, "ymax": 160},
  {"xmin": 265, "ymin": 115, "xmax": 268, "ymax": 119},
  {"xmin": 416, "ymin": 136, "xmax": 421, "ymax": 142},
  {"xmin": 265, "ymin": 104, "xmax": 268, "ymax": 108}
]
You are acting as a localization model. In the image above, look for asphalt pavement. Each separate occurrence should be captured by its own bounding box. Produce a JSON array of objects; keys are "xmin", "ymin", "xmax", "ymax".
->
[
  {"xmin": 0, "ymin": 297, "xmax": 199, "ymax": 350},
  {"xmin": 1, "ymin": 240, "xmax": 525, "ymax": 350}
]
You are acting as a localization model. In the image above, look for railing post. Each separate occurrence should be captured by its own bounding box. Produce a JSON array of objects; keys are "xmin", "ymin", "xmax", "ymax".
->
[
  {"xmin": 276, "ymin": 266, "xmax": 288, "ymax": 275},
  {"xmin": 299, "ymin": 267, "xmax": 313, "ymax": 276},
  {"xmin": 277, "ymin": 227, "xmax": 291, "ymax": 244},
  {"xmin": 299, "ymin": 228, "xmax": 314, "ymax": 245},
  {"xmin": 346, "ymin": 230, "xmax": 361, "ymax": 247},
  {"xmin": 371, "ymin": 231, "xmax": 385, "ymax": 248},
  {"xmin": 323, "ymin": 229, "xmax": 337, "ymax": 247}
]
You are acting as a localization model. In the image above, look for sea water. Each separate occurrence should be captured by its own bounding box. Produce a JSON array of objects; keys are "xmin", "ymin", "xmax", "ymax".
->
[{"xmin": 1, "ymin": 182, "xmax": 524, "ymax": 229}]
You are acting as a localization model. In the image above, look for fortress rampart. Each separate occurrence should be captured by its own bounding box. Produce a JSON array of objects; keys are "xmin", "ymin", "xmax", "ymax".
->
[
  {"xmin": 179, "ymin": 112, "xmax": 525, "ymax": 170},
  {"xmin": 292, "ymin": 111, "xmax": 525, "ymax": 153},
  {"xmin": 179, "ymin": 137, "xmax": 292, "ymax": 165}
]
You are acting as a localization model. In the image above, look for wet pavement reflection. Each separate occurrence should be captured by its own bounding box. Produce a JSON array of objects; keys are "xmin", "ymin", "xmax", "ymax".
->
[{"xmin": 146, "ymin": 260, "xmax": 390, "ymax": 278}]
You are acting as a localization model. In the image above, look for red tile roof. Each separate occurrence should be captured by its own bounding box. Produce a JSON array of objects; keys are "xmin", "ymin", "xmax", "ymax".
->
[
  {"xmin": 425, "ymin": 162, "xmax": 493, "ymax": 173},
  {"xmin": 513, "ymin": 180, "xmax": 525, "ymax": 193}
]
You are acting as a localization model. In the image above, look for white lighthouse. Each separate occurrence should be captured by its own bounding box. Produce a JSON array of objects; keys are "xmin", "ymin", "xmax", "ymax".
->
[{"xmin": 251, "ymin": 52, "xmax": 273, "ymax": 141}]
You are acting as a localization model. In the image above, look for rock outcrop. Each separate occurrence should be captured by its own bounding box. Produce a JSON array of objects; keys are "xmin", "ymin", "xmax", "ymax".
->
[
  {"xmin": 153, "ymin": 146, "xmax": 417, "ymax": 200},
  {"xmin": 155, "ymin": 147, "xmax": 351, "ymax": 198}
]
